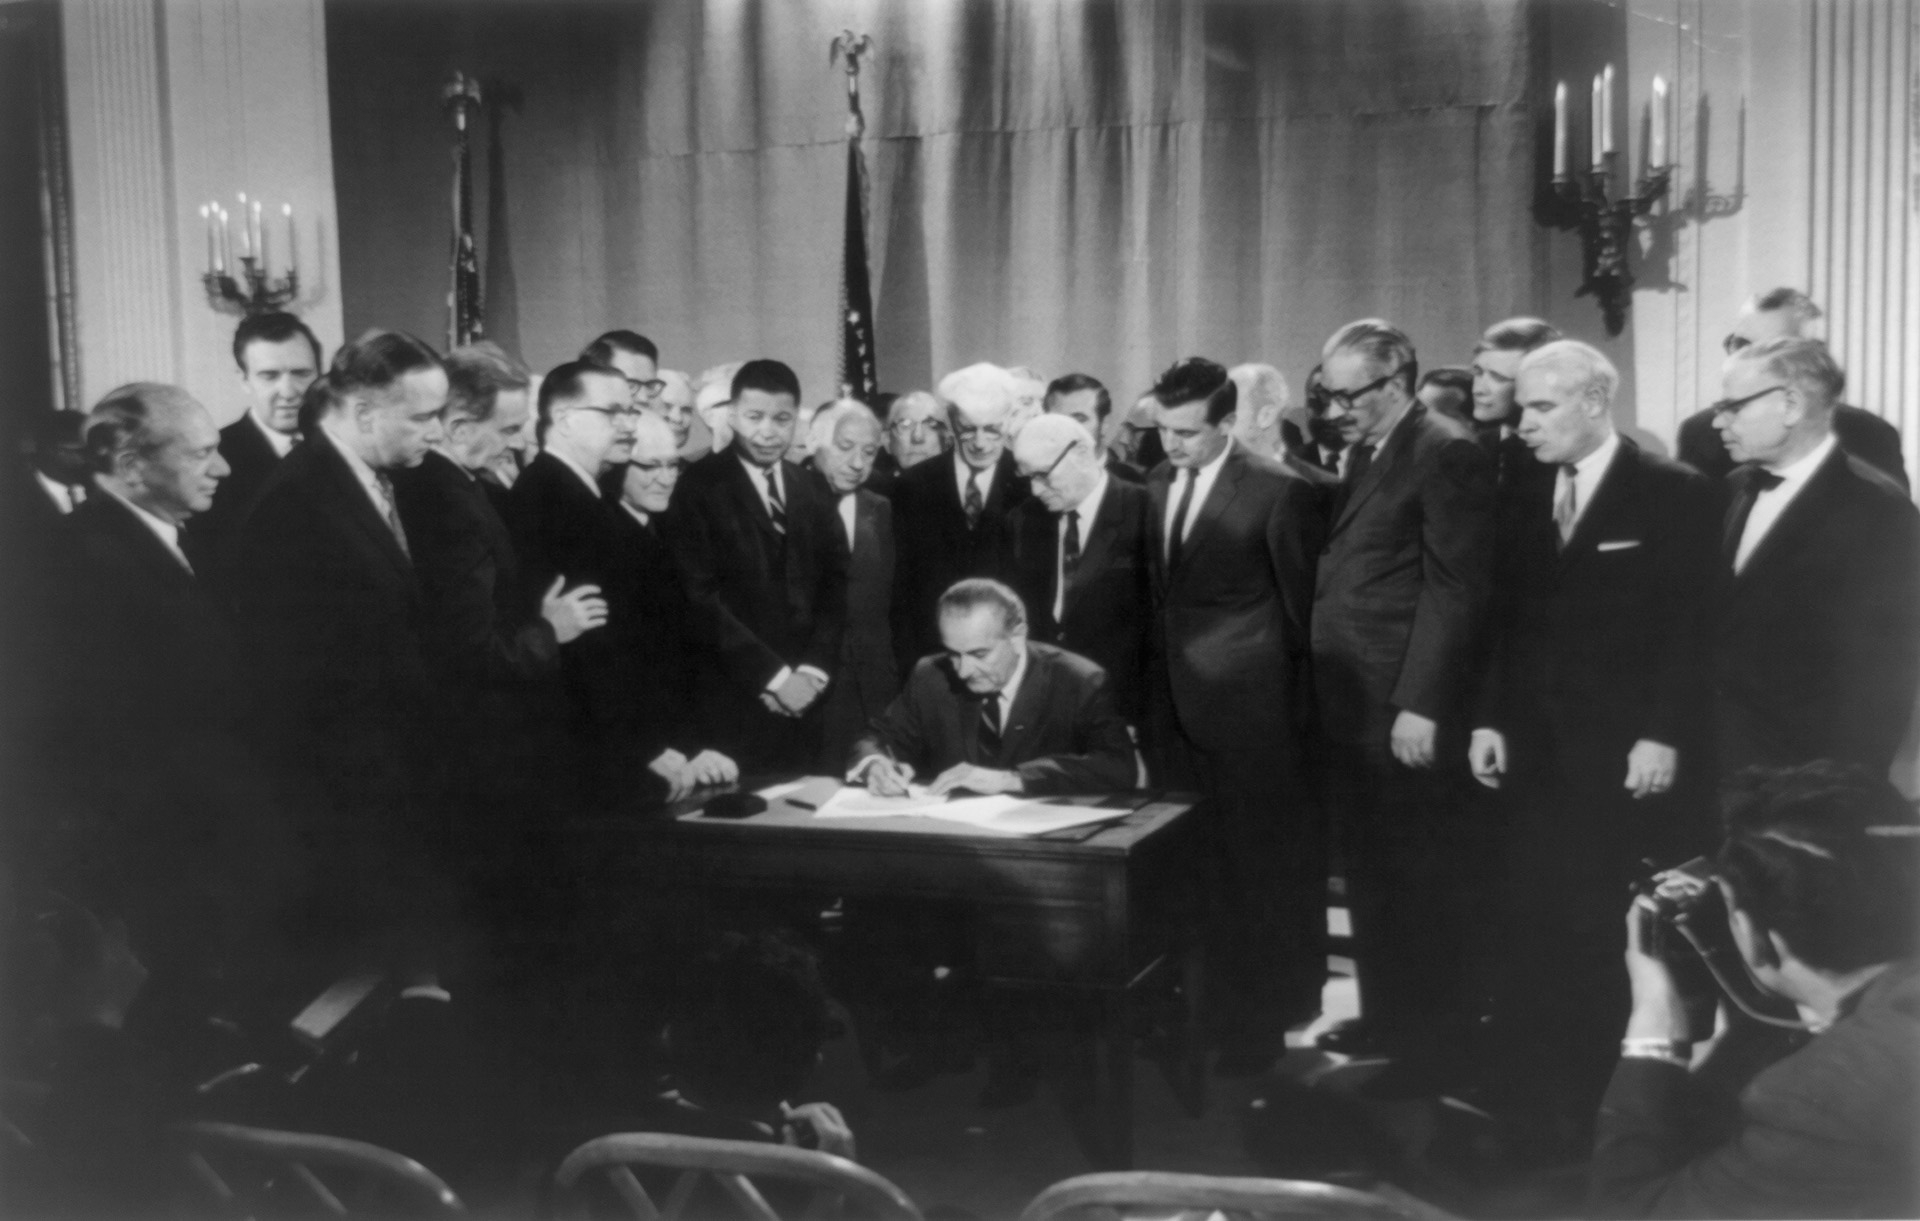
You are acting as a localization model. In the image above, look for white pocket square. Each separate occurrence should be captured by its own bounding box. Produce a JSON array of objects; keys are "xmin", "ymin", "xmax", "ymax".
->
[{"xmin": 1596, "ymin": 539, "xmax": 1641, "ymax": 551}]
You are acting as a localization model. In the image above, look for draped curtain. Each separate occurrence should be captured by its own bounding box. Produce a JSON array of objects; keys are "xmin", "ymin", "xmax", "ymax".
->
[{"xmin": 331, "ymin": 0, "xmax": 1547, "ymax": 403}]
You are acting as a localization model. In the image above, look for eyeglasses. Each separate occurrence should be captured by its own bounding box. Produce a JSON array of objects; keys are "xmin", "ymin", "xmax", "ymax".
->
[
  {"xmin": 1722, "ymin": 334, "xmax": 1753, "ymax": 356},
  {"xmin": 952, "ymin": 423, "xmax": 1006, "ymax": 443},
  {"xmin": 1320, "ymin": 364, "xmax": 1411, "ymax": 412},
  {"xmin": 1018, "ymin": 440, "xmax": 1079, "ymax": 485},
  {"xmin": 571, "ymin": 405, "xmax": 645, "ymax": 423},
  {"xmin": 1708, "ymin": 384, "xmax": 1787, "ymax": 418},
  {"xmin": 628, "ymin": 458, "xmax": 685, "ymax": 475},
  {"xmin": 890, "ymin": 419, "xmax": 949, "ymax": 440},
  {"xmin": 626, "ymin": 378, "xmax": 667, "ymax": 399}
]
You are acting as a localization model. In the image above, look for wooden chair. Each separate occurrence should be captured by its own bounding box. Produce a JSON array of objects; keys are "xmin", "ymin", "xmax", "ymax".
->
[
  {"xmin": 1018, "ymin": 1171, "xmax": 1456, "ymax": 1221},
  {"xmin": 552, "ymin": 1132, "xmax": 923, "ymax": 1221},
  {"xmin": 174, "ymin": 1120, "xmax": 465, "ymax": 1218}
]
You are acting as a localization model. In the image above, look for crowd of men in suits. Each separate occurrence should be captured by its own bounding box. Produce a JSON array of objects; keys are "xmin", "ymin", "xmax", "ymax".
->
[{"xmin": 2, "ymin": 286, "xmax": 1915, "ymax": 1155}]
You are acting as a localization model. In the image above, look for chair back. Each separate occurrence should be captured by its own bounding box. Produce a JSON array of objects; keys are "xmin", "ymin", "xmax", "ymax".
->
[
  {"xmin": 552, "ymin": 1132, "xmax": 922, "ymax": 1221},
  {"xmin": 174, "ymin": 1120, "xmax": 465, "ymax": 1218},
  {"xmin": 1018, "ymin": 1171, "xmax": 1443, "ymax": 1221}
]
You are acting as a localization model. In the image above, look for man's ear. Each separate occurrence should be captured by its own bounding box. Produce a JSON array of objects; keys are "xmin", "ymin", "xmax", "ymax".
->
[
  {"xmin": 1217, "ymin": 410, "xmax": 1238, "ymax": 433},
  {"xmin": 1729, "ymin": 902, "xmax": 1782, "ymax": 973},
  {"xmin": 1779, "ymin": 385, "xmax": 1810, "ymax": 427}
]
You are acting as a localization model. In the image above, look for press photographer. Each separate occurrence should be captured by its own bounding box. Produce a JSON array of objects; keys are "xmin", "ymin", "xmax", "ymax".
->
[{"xmin": 1588, "ymin": 762, "xmax": 1920, "ymax": 1219}]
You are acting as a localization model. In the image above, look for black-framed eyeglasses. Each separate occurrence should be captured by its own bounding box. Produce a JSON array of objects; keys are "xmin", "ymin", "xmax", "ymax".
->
[
  {"xmin": 890, "ymin": 418, "xmax": 948, "ymax": 439},
  {"xmin": 1321, "ymin": 364, "xmax": 1411, "ymax": 412},
  {"xmin": 953, "ymin": 422, "xmax": 1007, "ymax": 443},
  {"xmin": 628, "ymin": 458, "xmax": 685, "ymax": 475},
  {"xmin": 627, "ymin": 378, "xmax": 667, "ymax": 398},
  {"xmin": 1722, "ymin": 334, "xmax": 1753, "ymax": 356},
  {"xmin": 571, "ymin": 405, "xmax": 645, "ymax": 423},
  {"xmin": 1708, "ymin": 384, "xmax": 1787, "ymax": 418},
  {"xmin": 1018, "ymin": 440, "xmax": 1079, "ymax": 485}
]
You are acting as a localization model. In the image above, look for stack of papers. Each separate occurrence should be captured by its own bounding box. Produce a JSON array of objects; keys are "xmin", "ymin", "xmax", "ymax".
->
[{"xmin": 748, "ymin": 780, "xmax": 1130, "ymax": 837}]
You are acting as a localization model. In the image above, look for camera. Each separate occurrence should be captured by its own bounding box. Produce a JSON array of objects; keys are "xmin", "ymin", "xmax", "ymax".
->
[{"xmin": 1636, "ymin": 857, "xmax": 1734, "ymax": 1031}]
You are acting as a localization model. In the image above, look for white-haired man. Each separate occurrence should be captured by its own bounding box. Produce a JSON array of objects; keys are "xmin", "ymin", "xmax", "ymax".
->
[
  {"xmin": 890, "ymin": 362, "xmax": 1030, "ymax": 672},
  {"xmin": 1467, "ymin": 339, "xmax": 1721, "ymax": 1149},
  {"xmin": 1226, "ymin": 363, "xmax": 1288, "ymax": 460},
  {"xmin": 807, "ymin": 399, "xmax": 899, "ymax": 768}
]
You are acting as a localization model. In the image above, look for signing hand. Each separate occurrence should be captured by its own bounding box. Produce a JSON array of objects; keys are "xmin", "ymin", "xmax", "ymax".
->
[
  {"xmin": 927, "ymin": 763, "xmax": 1023, "ymax": 797},
  {"xmin": 1389, "ymin": 709, "xmax": 1438, "ymax": 769},
  {"xmin": 1468, "ymin": 727, "xmax": 1507, "ymax": 789},
  {"xmin": 541, "ymin": 576, "xmax": 608, "ymax": 644},
  {"xmin": 686, "ymin": 750, "xmax": 739, "ymax": 787},
  {"xmin": 648, "ymin": 748, "xmax": 694, "ymax": 801},
  {"xmin": 1624, "ymin": 739, "xmax": 1678, "ymax": 799},
  {"xmin": 863, "ymin": 757, "xmax": 915, "ymax": 796},
  {"xmin": 773, "ymin": 671, "xmax": 827, "ymax": 716}
]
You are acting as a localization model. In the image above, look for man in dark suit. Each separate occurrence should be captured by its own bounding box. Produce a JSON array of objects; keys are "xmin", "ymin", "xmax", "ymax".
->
[
  {"xmin": 852, "ymin": 578, "xmax": 1132, "ymax": 797},
  {"xmin": 187, "ymin": 312, "xmax": 322, "ymax": 572},
  {"xmin": 804, "ymin": 400, "xmax": 900, "ymax": 771},
  {"xmin": 1468, "ymin": 317, "xmax": 1563, "ymax": 497},
  {"xmin": 670, "ymin": 359, "xmax": 847, "ymax": 772},
  {"xmin": 890, "ymin": 364, "xmax": 1030, "ymax": 674},
  {"xmin": 1713, "ymin": 337, "xmax": 1920, "ymax": 776},
  {"xmin": 1144, "ymin": 357, "xmax": 1333, "ymax": 1074},
  {"xmin": 1467, "ymin": 341, "xmax": 1721, "ymax": 1147},
  {"xmin": 228, "ymin": 330, "xmax": 450, "ymax": 971},
  {"xmin": 1044, "ymin": 373, "xmax": 1145, "ymax": 486},
  {"xmin": 1310, "ymin": 319, "xmax": 1496, "ymax": 1080},
  {"xmin": 1278, "ymin": 366, "xmax": 1350, "ymax": 476},
  {"xmin": 1676, "ymin": 290, "xmax": 1907, "ymax": 490},
  {"xmin": 1004, "ymin": 414, "xmax": 1151, "ymax": 727}
]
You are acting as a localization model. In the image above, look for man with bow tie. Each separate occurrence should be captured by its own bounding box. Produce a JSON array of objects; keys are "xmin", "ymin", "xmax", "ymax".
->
[{"xmin": 1467, "ymin": 339, "xmax": 1720, "ymax": 1151}]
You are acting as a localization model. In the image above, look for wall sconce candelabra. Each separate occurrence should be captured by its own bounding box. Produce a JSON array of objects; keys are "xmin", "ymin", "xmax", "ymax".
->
[
  {"xmin": 200, "ymin": 193, "xmax": 300, "ymax": 315},
  {"xmin": 1545, "ymin": 65, "xmax": 1672, "ymax": 335}
]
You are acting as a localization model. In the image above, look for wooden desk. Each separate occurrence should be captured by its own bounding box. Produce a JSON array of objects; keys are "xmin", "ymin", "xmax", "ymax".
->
[{"xmin": 568, "ymin": 783, "xmax": 1205, "ymax": 1167}]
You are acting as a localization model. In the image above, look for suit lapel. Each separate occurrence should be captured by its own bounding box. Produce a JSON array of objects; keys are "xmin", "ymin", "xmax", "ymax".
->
[
  {"xmin": 1558, "ymin": 437, "xmax": 1635, "ymax": 560},
  {"xmin": 89, "ymin": 496, "xmax": 197, "ymax": 588},
  {"xmin": 1065, "ymin": 482, "xmax": 1123, "ymax": 614},
  {"xmin": 1174, "ymin": 448, "xmax": 1245, "ymax": 574},
  {"xmin": 998, "ymin": 645, "xmax": 1050, "ymax": 765},
  {"xmin": 1331, "ymin": 405, "xmax": 1424, "ymax": 535},
  {"xmin": 1146, "ymin": 470, "xmax": 1173, "ymax": 591},
  {"xmin": 315, "ymin": 439, "xmax": 413, "ymax": 580},
  {"xmin": 723, "ymin": 448, "xmax": 785, "ymax": 546},
  {"xmin": 1733, "ymin": 448, "xmax": 1845, "ymax": 584}
]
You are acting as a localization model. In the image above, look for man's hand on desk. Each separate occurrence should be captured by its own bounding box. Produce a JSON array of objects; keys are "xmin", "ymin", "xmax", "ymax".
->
[
  {"xmin": 862, "ymin": 757, "xmax": 916, "ymax": 796},
  {"xmin": 648, "ymin": 748, "xmax": 695, "ymax": 801},
  {"xmin": 685, "ymin": 750, "xmax": 739, "ymax": 787},
  {"xmin": 927, "ymin": 764, "xmax": 1024, "ymax": 796},
  {"xmin": 771, "ymin": 670, "xmax": 827, "ymax": 717}
]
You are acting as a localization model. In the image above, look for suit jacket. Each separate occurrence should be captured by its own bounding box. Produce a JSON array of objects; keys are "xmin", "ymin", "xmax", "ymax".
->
[
  {"xmin": 1678, "ymin": 401, "xmax": 1908, "ymax": 490},
  {"xmin": 1478, "ymin": 438, "xmax": 1719, "ymax": 798},
  {"xmin": 1003, "ymin": 478, "xmax": 1152, "ymax": 723},
  {"xmin": 1588, "ymin": 956, "xmax": 1920, "ymax": 1220},
  {"xmin": 1104, "ymin": 452, "xmax": 1146, "ymax": 485},
  {"xmin": 1310, "ymin": 405, "xmax": 1496, "ymax": 745},
  {"xmin": 392, "ymin": 449, "xmax": 558, "ymax": 692},
  {"xmin": 229, "ymin": 435, "xmax": 434, "ymax": 814},
  {"xmin": 1279, "ymin": 416, "xmax": 1341, "ymax": 475},
  {"xmin": 851, "ymin": 641, "xmax": 1134, "ymax": 795},
  {"xmin": 1714, "ymin": 448, "xmax": 1920, "ymax": 774},
  {"xmin": 187, "ymin": 414, "xmax": 286, "ymax": 573},
  {"xmin": 890, "ymin": 451, "xmax": 1030, "ymax": 673},
  {"xmin": 669, "ymin": 445, "xmax": 848, "ymax": 699},
  {"xmin": 1147, "ymin": 443, "xmax": 1333, "ymax": 753},
  {"xmin": 831, "ymin": 488, "xmax": 899, "ymax": 725},
  {"xmin": 865, "ymin": 449, "xmax": 903, "ymax": 499},
  {"xmin": 607, "ymin": 501, "xmax": 701, "ymax": 761}
]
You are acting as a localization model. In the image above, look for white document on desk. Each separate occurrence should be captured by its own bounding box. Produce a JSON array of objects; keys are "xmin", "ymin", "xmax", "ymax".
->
[{"xmin": 812, "ymin": 784, "xmax": 1126, "ymax": 836}]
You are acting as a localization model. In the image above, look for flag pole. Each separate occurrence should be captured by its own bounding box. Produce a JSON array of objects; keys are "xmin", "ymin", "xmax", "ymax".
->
[{"xmin": 830, "ymin": 31, "xmax": 877, "ymax": 401}]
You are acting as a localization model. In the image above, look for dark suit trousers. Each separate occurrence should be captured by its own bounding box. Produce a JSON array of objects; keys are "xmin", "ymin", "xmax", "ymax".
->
[
  {"xmin": 1157, "ymin": 730, "xmax": 1325, "ymax": 1051},
  {"xmin": 1320, "ymin": 738, "xmax": 1482, "ymax": 1047}
]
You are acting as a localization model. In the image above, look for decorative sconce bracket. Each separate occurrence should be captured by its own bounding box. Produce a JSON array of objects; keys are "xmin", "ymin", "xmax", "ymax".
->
[{"xmin": 1546, "ymin": 156, "xmax": 1671, "ymax": 336}]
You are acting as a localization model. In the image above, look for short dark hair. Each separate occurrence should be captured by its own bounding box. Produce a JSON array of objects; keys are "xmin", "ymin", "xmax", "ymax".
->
[
  {"xmin": 1753, "ymin": 287, "xmax": 1822, "ymax": 320},
  {"xmin": 233, "ymin": 311, "xmax": 324, "ymax": 372},
  {"xmin": 1418, "ymin": 366, "xmax": 1474, "ymax": 400},
  {"xmin": 443, "ymin": 342, "xmax": 531, "ymax": 424},
  {"xmin": 1716, "ymin": 762, "xmax": 1920, "ymax": 972},
  {"xmin": 731, "ymin": 358, "xmax": 801, "ymax": 405},
  {"xmin": 937, "ymin": 577, "xmax": 1027, "ymax": 633},
  {"xmin": 1473, "ymin": 316, "xmax": 1562, "ymax": 356},
  {"xmin": 1045, "ymin": 373, "xmax": 1112, "ymax": 421},
  {"xmin": 1150, "ymin": 357, "xmax": 1237, "ymax": 426},
  {"xmin": 667, "ymin": 931, "xmax": 833, "ymax": 1110},
  {"xmin": 537, "ymin": 358, "xmax": 624, "ymax": 443},
  {"xmin": 580, "ymin": 329, "xmax": 658, "ymax": 367},
  {"xmin": 326, "ymin": 329, "xmax": 442, "ymax": 401}
]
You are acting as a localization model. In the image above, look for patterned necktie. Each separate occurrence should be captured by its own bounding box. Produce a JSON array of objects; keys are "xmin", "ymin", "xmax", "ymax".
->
[
  {"xmin": 964, "ymin": 472, "xmax": 985, "ymax": 529},
  {"xmin": 1062, "ymin": 509, "xmax": 1082, "ymax": 578},
  {"xmin": 1725, "ymin": 468, "xmax": 1786, "ymax": 566},
  {"xmin": 1553, "ymin": 464, "xmax": 1579, "ymax": 547},
  {"xmin": 373, "ymin": 471, "xmax": 410, "ymax": 559},
  {"xmin": 764, "ymin": 466, "xmax": 787, "ymax": 535},
  {"xmin": 1167, "ymin": 472, "xmax": 1197, "ymax": 570},
  {"xmin": 979, "ymin": 693, "xmax": 1003, "ymax": 753}
]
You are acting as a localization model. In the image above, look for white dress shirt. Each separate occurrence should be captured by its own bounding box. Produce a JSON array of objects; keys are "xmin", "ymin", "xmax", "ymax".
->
[
  {"xmin": 837, "ymin": 491, "xmax": 858, "ymax": 551},
  {"xmin": 250, "ymin": 410, "xmax": 297, "ymax": 458},
  {"xmin": 1165, "ymin": 437, "xmax": 1234, "ymax": 552},
  {"xmin": 1735, "ymin": 434, "xmax": 1838, "ymax": 573},
  {"xmin": 96, "ymin": 483, "xmax": 192, "ymax": 572},
  {"xmin": 740, "ymin": 454, "xmax": 787, "ymax": 520},
  {"xmin": 954, "ymin": 452, "xmax": 998, "ymax": 507},
  {"xmin": 1056, "ymin": 472, "xmax": 1109, "ymax": 621},
  {"xmin": 35, "ymin": 471, "xmax": 79, "ymax": 515},
  {"xmin": 622, "ymin": 502, "xmax": 650, "ymax": 529},
  {"xmin": 1555, "ymin": 429, "xmax": 1622, "ymax": 539}
]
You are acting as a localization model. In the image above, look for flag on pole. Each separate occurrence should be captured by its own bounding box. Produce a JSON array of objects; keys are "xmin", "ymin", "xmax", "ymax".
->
[
  {"xmin": 445, "ymin": 72, "xmax": 485, "ymax": 349},
  {"xmin": 832, "ymin": 32, "xmax": 876, "ymax": 401}
]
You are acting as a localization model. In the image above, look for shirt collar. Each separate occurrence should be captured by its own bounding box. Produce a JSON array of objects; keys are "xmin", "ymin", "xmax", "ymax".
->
[
  {"xmin": 1569, "ymin": 428, "xmax": 1621, "ymax": 478},
  {"xmin": 95, "ymin": 480, "xmax": 188, "ymax": 561},
  {"xmin": 250, "ymin": 410, "xmax": 297, "ymax": 457},
  {"xmin": 1368, "ymin": 399, "xmax": 1414, "ymax": 451},
  {"xmin": 34, "ymin": 471, "xmax": 76, "ymax": 514},
  {"xmin": 1185, "ymin": 435, "xmax": 1234, "ymax": 481},
  {"xmin": 956, "ymin": 451, "xmax": 996, "ymax": 493},
  {"xmin": 1765, "ymin": 433, "xmax": 1838, "ymax": 487},
  {"xmin": 1071, "ymin": 470, "xmax": 1109, "ymax": 522},
  {"xmin": 321, "ymin": 423, "xmax": 389, "ymax": 499},
  {"xmin": 548, "ymin": 447, "xmax": 606, "ymax": 498},
  {"xmin": 622, "ymin": 500, "xmax": 650, "ymax": 527},
  {"xmin": 994, "ymin": 639, "xmax": 1031, "ymax": 712},
  {"xmin": 739, "ymin": 451, "xmax": 781, "ymax": 489}
]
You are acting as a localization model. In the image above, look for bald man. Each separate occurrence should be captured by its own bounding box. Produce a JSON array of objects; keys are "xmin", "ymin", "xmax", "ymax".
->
[
  {"xmin": 1003, "ymin": 414, "xmax": 1152, "ymax": 725},
  {"xmin": 1468, "ymin": 340, "xmax": 1720, "ymax": 1143},
  {"xmin": 890, "ymin": 362, "xmax": 1030, "ymax": 673}
]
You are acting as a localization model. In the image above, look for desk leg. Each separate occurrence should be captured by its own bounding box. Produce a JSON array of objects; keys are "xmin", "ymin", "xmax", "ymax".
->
[
  {"xmin": 1099, "ymin": 988, "xmax": 1135, "ymax": 1169},
  {"xmin": 1175, "ymin": 942, "xmax": 1208, "ymax": 1119}
]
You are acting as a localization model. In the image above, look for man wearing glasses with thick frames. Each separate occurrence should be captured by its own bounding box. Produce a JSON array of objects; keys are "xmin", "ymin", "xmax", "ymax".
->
[
  {"xmin": 1308, "ymin": 318, "xmax": 1496, "ymax": 1091},
  {"xmin": 1675, "ymin": 291, "xmax": 1907, "ymax": 489},
  {"xmin": 1712, "ymin": 336, "xmax": 1919, "ymax": 778}
]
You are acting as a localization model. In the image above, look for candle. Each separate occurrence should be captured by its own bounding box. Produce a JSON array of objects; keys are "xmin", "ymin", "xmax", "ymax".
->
[
  {"xmin": 1553, "ymin": 82, "xmax": 1568, "ymax": 178},
  {"xmin": 257, "ymin": 201, "xmax": 269, "ymax": 274},
  {"xmin": 216, "ymin": 206, "xmax": 229, "ymax": 273},
  {"xmin": 236, "ymin": 193, "xmax": 250, "ymax": 259},
  {"xmin": 1601, "ymin": 64, "xmax": 1615, "ymax": 156},
  {"xmin": 1591, "ymin": 75, "xmax": 1603, "ymax": 169},
  {"xmin": 1650, "ymin": 75, "xmax": 1668, "ymax": 169},
  {"xmin": 283, "ymin": 204, "xmax": 296, "ymax": 278},
  {"xmin": 200, "ymin": 204, "xmax": 214, "ymax": 275}
]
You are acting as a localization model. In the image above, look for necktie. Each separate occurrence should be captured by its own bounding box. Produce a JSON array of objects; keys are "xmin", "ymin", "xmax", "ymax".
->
[
  {"xmin": 1062, "ymin": 510, "xmax": 1082, "ymax": 578},
  {"xmin": 1553, "ymin": 464, "xmax": 1579, "ymax": 547},
  {"xmin": 68, "ymin": 482, "xmax": 86, "ymax": 506},
  {"xmin": 1725, "ymin": 467, "xmax": 1786, "ymax": 566},
  {"xmin": 373, "ymin": 471, "xmax": 410, "ymax": 559},
  {"xmin": 978, "ymin": 693, "xmax": 1003, "ymax": 754},
  {"xmin": 764, "ymin": 466, "xmax": 787, "ymax": 534},
  {"xmin": 964, "ymin": 473, "xmax": 984, "ymax": 529},
  {"xmin": 1333, "ymin": 443, "xmax": 1375, "ymax": 516},
  {"xmin": 1167, "ymin": 471, "xmax": 1198, "ymax": 570},
  {"xmin": 1317, "ymin": 447, "xmax": 1341, "ymax": 473}
]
